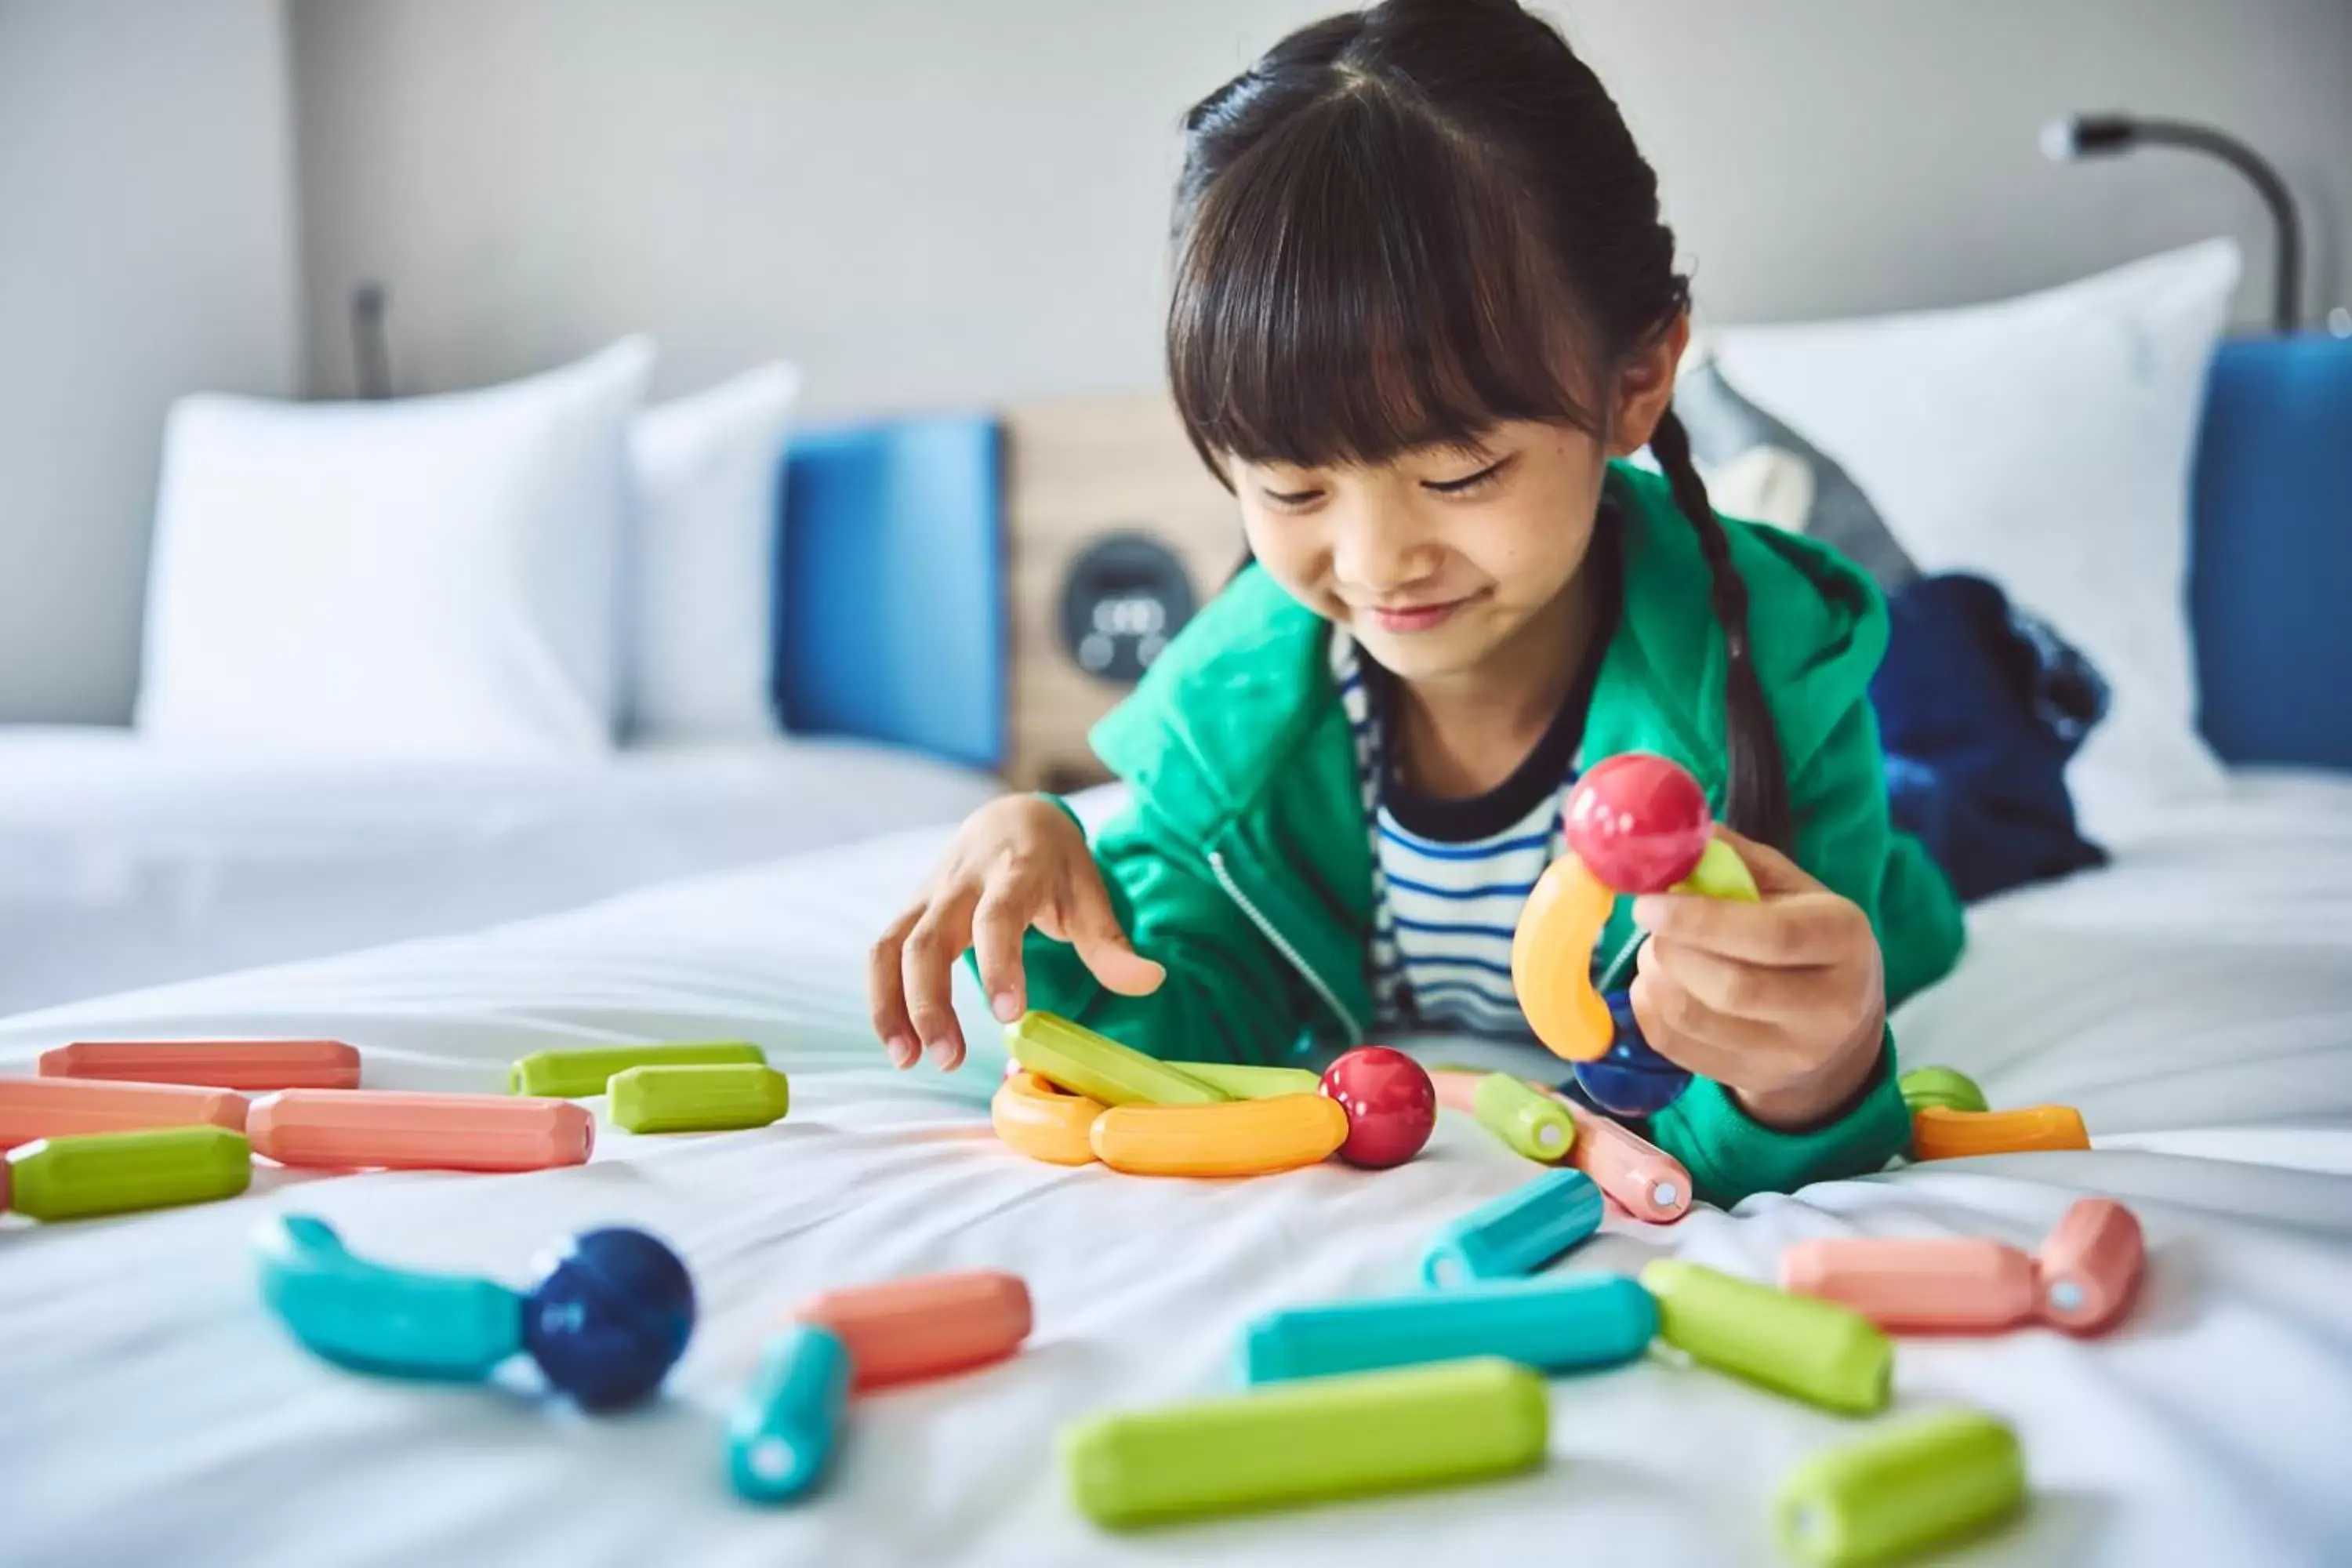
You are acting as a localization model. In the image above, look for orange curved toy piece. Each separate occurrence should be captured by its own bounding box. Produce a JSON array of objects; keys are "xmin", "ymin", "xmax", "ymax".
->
[
  {"xmin": 991, "ymin": 1072, "xmax": 1105, "ymax": 1165},
  {"xmin": 1088, "ymin": 1094, "xmax": 1348, "ymax": 1178},
  {"xmin": 1910, "ymin": 1104, "xmax": 2089, "ymax": 1161},
  {"xmin": 1510, "ymin": 853, "xmax": 1617, "ymax": 1062}
]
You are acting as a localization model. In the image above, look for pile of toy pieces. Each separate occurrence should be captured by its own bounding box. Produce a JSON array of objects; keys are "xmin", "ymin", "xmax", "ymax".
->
[
  {"xmin": 2, "ymin": 1017, "xmax": 2127, "ymax": 1565},
  {"xmin": 993, "ymin": 1012, "xmax": 2136, "ymax": 1567},
  {"xmin": 255, "ymin": 1205, "xmax": 1036, "ymax": 1508},
  {"xmin": 1, "ymin": 1036, "xmax": 792, "ymax": 1222},
  {"xmin": 2, "ymin": 1021, "xmax": 1563, "ymax": 1202},
  {"xmin": 0, "ymin": 1035, "xmax": 927, "ymax": 1501}
]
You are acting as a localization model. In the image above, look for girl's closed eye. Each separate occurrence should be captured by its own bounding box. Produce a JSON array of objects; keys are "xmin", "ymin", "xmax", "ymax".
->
[
  {"xmin": 1422, "ymin": 453, "xmax": 1516, "ymax": 497},
  {"xmin": 1251, "ymin": 471, "xmax": 1329, "ymax": 513}
]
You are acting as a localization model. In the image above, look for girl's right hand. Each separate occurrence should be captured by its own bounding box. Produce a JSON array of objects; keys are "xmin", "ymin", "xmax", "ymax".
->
[{"xmin": 869, "ymin": 796, "xmax": 1166, "ymax": 1073}]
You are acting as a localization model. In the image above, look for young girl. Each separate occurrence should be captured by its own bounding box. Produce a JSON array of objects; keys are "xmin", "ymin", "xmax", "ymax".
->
[{"xmin": 869, "ymin": 0, "xmax": 1964, "ymax": 1206}]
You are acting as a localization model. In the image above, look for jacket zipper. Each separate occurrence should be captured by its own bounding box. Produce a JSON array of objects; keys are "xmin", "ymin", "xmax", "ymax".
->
[
  {"xmin": 1595, "ymin": 926, "xmax": 1645, "ymax": 993},
  {"xmin": 1207, "ymin": 848, "xmax": 1365, "ymax": 1044}
]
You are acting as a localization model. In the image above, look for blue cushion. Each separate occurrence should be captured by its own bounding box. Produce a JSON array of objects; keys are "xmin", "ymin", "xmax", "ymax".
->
[
  {"xmin": 771, "ymin": 416, "xmax": 1004, "ymax": 769},
  {"xmin": 2190, "ymin": 334, "xmax": 2352, "ymax": 771}
]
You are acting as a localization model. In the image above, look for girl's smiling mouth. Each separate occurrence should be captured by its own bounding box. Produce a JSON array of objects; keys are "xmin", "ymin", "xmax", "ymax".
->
[{"xmin": 1360, "ymin": 592, "xmax": 1482, "ymax": 634}]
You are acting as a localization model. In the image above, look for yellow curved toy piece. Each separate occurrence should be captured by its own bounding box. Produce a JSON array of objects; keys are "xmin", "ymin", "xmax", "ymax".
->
[
  {"xmin": 1510, "ymin": 853, "xmax": 1617, "ymax": 1062},
  {"xmin": 1088, "ymin": 1094, "xmax": 1349, "ymax": 1178},
  {"xmin": 991, "ymin": 1072, "xmax": 1106, "ymax": 1165}
]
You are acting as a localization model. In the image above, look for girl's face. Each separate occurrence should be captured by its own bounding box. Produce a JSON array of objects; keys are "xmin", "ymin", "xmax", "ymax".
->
[
  {"xmin": 1231, "ymin": 322, "xmax": 1686, "ymax": 684},
  {"xmin": 1234, "ymin": 420, "xmax": 1610, "ymax": 684}
]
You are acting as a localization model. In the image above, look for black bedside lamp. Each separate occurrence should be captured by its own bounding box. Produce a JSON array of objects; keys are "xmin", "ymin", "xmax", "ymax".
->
[{"xmin": 2042, "ymin": 114, "xmax": 2303, "ymax": 334}]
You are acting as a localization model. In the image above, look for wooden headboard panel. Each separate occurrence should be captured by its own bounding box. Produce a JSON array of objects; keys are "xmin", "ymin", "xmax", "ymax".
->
[{"xmin": 999, "ymin": 394, "xmax": 1243, "ymax": 792}]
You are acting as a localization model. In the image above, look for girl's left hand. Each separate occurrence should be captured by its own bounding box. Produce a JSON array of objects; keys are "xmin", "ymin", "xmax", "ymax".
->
[{"xmin": 1628, "ymin": 826, "xmax": 1887, "ymax": 1131}]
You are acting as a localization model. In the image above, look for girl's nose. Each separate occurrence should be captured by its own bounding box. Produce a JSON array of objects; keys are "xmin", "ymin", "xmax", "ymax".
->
[{"xmin": 1332, "ymin": 497, "xmax": 1439, "ymax": 596}]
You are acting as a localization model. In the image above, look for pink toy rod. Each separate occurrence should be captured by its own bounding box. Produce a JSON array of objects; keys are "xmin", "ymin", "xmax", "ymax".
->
[
  {"xmin": 1431, "ymin": 1070, "xmax": 1690, "ymax": 1223},
  {"xmin": 245, "ymin": 1090, "xmax": 593, "ymax": 1171},
  {"xmin": 1, "ymin": 1076, "xmax": 249, "ymax": 1151},
  {"xmin": 1555, "ymin": 1094, "xmax": 1690, "ymax": 1223},
  {"xmin": 1780, "ymin": 1238, "xmax": 2038, "ymax": 1331},
  {"xmin": 1780, "ymin": 1197, "xmax": 2147, "ymax": 1336},
  {"xmin": 41, "ymin": 1040, "xmax": 360, "ymax": 1091},
  {"xmin": 2034, "ymin": 1197, "xmax": 2144, "ymax": 1335}
]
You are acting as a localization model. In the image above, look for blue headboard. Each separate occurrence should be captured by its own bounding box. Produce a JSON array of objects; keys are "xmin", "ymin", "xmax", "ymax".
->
[
  {"xmin": 773, "ymin": 415, "xmax": 1004, "ymax": 771},
  {"xmin": 2190, "ymin": 333, "xmax": 2352, "ymax": 771}
]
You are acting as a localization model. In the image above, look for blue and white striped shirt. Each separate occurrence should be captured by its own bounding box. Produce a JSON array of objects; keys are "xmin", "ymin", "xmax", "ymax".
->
[
  {"xmin": 1334, "ymin": 546, "xmax": 1621, "ymax": 1036},
  {"xmin": 1376, "ymin": 788, "xmax": 1561, "ymax": 1034}
]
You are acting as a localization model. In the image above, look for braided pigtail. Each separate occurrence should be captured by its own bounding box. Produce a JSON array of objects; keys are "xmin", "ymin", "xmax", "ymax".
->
[{"xmin": 1646, "ymin": 407, "xmax": 1791, "ymax": 848}]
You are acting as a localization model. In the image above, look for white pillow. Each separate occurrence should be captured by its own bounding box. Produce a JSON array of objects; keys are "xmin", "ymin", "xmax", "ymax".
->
[
  {"xmin": 627, "ymin": 362, "xmax": 802, "ymax": 741},
  {"xmin": 1701, "ymin": 446, "xmax": 1815, "ymax": 536},
  {"xmin": 138, "ymin": 339, "xmax": 651, "ymax": 760},
  {"xmin": 1709, "ymin": 240, "xmax": 2241, "ymax": 837}
]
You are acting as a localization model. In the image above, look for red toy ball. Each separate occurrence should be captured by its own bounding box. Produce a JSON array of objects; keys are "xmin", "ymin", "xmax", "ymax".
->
[
  {"xmin": 1563, "ymin": 753, "xmax": 1714, "ymax": 895},
  {"xmin": 1319, "ymin": 1047, "xmax": 1436, "ymax": 1169}
]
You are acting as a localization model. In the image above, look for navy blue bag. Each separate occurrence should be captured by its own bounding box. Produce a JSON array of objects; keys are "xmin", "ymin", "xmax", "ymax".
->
[{"xmin": 1871, "ymin": 574, "xmax": 2108, "ymax": 902}]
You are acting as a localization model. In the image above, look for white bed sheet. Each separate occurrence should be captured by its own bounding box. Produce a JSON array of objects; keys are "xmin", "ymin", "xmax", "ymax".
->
[
  {"xmin": 0, "ymin": 726, "xmax": 1000, "ymax": 1018},
  {"xmin": 2, "ymin": 774, "xmax": 2349, "ymax": 1567}
]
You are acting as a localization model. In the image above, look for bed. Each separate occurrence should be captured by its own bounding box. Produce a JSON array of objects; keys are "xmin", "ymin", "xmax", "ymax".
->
[
  {"xmin": 0, "ymin": 731, "xmax": 997, "ymax": 1018},
  {"xmin": 2, "ymin": 770, "xmax": 2349, "ymax": 1566},
  {"xmin": 2, "ymin": 325, "xmax": 2348, "ymax": 1566}
]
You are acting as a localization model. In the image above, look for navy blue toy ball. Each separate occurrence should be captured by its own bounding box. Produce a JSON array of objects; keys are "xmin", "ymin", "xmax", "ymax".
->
[
  {"xmin": 522, "ymin": 1227, "xmax": 695, "ymax": 1411},
  {"xmin": 1571, "ymin": 991, "xmax": 1691, "ymax": 1118}
]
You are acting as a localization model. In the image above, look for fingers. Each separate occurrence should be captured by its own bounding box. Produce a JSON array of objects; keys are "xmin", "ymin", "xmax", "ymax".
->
[
  {"xmin": 1710, "ymin": 824, "xmax": 1824, "ymax": 897},
  {"xmin": 1640, "ymin": 935, "xmax": 1849, "ymax": 1026},
  {"xmin": 1631, "ymin": 888, "xmax": 1866, "ymax": 967},
  {"xmin": 1041, "ymin": 866, "xmax": 1165, "ymax": 998},
  {"xmin": 1628, "ymin": 964, "xmax": 1785, "ymax": 1077},
  {"xmin": 1636, "ymin": 956, "xmax": 1886, "ymax": 1129},
  {"xmin": 867, "ymin": 908, "xmax": 921, "ymax": 1069},
  {"xmin": 871, "ymin": 794, "xmax": 1160, "ymax": 1076},
  {"xmin": 902, "ymin": 885, "xmax": 978, "ymax": 1073},
  {"xmin": 970, "ymin": 873, "xmax": 1040, "ymax": 1024},
  {"xmin": 1630, "ymin": 918, "xmax": 1887, "ymax": 1121}
]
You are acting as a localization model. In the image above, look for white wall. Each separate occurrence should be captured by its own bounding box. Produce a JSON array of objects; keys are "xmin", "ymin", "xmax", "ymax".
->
[
  {"xmin": 0, "ymin": 0, "xmax": 299, "ymax": 723},
  {"xmin": 289, "ymin": 0, "xmax": 2352, "ymax": 414}
]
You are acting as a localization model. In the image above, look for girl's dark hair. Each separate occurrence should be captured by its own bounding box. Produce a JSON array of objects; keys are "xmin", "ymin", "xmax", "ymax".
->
[{"xmin": 1168, "ymin": 0, "xmax": 1789, "ymax": 846}]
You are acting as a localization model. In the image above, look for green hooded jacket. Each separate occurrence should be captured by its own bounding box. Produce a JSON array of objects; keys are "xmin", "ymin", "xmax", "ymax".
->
[{"xmin": 1019, "ymin": 461, "xmax": 1965, "ymax": 1206}]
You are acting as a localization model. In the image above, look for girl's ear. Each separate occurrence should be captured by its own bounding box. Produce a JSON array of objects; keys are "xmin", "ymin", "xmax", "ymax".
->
[{"xmin": 1607, "ymin": 313, "xmax": 1691, "ymax": 456}]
